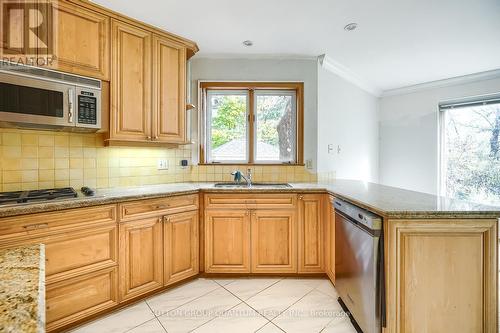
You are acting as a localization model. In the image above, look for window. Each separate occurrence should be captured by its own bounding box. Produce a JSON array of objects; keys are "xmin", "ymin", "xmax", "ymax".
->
[
  {"xmin": 439, "ymin": 96, "xmax": 500, "ymax": 205},
  {"xmin": 200, "ymin": 82, "xmax": 303, "ymax": 164}
]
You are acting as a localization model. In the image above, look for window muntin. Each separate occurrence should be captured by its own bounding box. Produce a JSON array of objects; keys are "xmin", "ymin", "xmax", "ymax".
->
[{"xmin": 440, "ymin": 97, "xmax": 500, "ymax": 205}]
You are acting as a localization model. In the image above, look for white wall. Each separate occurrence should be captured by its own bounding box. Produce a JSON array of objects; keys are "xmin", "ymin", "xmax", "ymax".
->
[
  {"xmin": 317, "ymin": 63, "xmax": 380, "ymax": 182},
  {"xmin": 189, "ymin": 57, "xmax": 318, "ymax": 170},
  {"xmin": 379, "ymin": 77, "xmax": 500, "ymax": 194}
]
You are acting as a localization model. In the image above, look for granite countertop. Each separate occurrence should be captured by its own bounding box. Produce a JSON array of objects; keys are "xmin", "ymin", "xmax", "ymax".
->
[
  {"xmin": 0, "ymin": 244, "xmax": 45, "ymax": 333},
  {"xmin": 0, "ymin": 180, "xmax": 499, "ymax": 219}
]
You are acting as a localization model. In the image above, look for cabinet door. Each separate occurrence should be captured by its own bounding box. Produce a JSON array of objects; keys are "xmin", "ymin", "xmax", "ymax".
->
[
  {"xmin": 119, "ymin": 216, "xmax": 163, "ymax": 301},
  {"xmin": 110, "ymin": 19, "xmax": 152, "ymax": 141},
  {"xmin": 205, "ymin": 210, "xmax": 251, "ymax": 273},
  {"xmin": 251, "ymin": 209, "xmax": 297, "ymax": 273},
  {"xmin": 164, "ymin": 210, "xmax": 199, "ymax": 285},
  {"xmin": 152, "ymin": 35, "xmax": 186, "ymax": 143},
  {"xmin": 48, "ymin": 1, "xmax": 109, "ymax": 79},
  {"xmin": 298, "ymin": 194, "xmax": 324, "ymax": 273},
  {"xmin": 325, "ymin": 198, "xmax": 335, "ymax": 282},
  {"xmin": 46, "ymin": 267, "xmax": 118, "ymax": 332}
]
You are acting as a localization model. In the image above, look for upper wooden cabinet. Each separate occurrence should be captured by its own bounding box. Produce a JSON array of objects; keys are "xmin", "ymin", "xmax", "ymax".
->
[
  {"xmin": 298, "ymin": 194, "xmax": 324, "ymax": 273},
  {"xmin": 108, "ymin": 21, "xmax": 188, "ymax": 145},
  {"xmin": 47, "ymin": 0, "xmax": 110, "ymax": 79},
  {"xmin": 153, "ymin": 35, "xmax": 187, "ymax": 143},
  {"xmin": 110, "ymin": 19, "xmax": 152, "ymax": 142}
]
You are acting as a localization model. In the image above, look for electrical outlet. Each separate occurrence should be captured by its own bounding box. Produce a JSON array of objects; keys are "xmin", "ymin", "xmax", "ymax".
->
[
  {"xmin": 157, "ymin": 159, "xmax": 168, "ymax": 170},
  {"xmin": 328, "ymin": 144, "xmax": 334, "ymax": 154},
  {"xmin": 306, "ymin": 159, "xmax": 313, "ymax": 169}
]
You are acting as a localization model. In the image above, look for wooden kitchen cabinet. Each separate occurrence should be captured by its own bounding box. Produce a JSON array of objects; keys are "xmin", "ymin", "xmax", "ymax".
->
[
  {"xmin": 152, "ymin": 35, "xmax": 187, "ymax": 143},
  {"xmin": 297, "ymin": 194, "xmax": 324, "ymax": 273},
  {"xmin": 204, "ymin": 209, "xmax": 251, "ymax": 273},
  {"xmin": 164, "ymin": 210, "xmax": 199, "ymax": 285},
  {"xmin": 46, "ymin": 266, "xmax": 118, "ymax": 332},
  {"xmin": 325, "ymin": 196, "xmax": 335, "ymax": 283},
  {"xmin": 46, "ymin": 0, "xmax": 110, "ymax": 79},
  {"xmin": 251, "ymin": 209, "xmax": 297, "ymax": 273},
  {"xmin": 108, "ymin": 21, "xmax": 189, "ymax": 145},
  {"xmin": 119, "ymin": 216, "xmax": 163, "ymax": 301},
  {"xmin": 110, "ymin": 19, "xmax": 152, "ymax": 142}
]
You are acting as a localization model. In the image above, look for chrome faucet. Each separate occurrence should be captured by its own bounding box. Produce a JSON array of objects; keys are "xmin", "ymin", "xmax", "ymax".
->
[{"xmin": 231, "ymin": 168, "xmax": 252, "ymax": 187}]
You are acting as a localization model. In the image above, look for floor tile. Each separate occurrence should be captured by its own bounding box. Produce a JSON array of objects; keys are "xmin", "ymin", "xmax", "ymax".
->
[
  {"xmin": 192, "ymin": 302, "xmax": 269, "ymax": 333},
  {"xmin": 272, "ymin": 290, "xmax": 343, "ymax": 333},
  {"xmin": 314, "ymin": 280, "xmax": 338, "ymax": 299},
  {"xmin": 223, "ymin": 278, "xmax": 281, "ymax": 300},
  {"xmin": 212, "ymin": 278, "xmax": 236, "ymax": 286},
  {"xmin": 146, "ymin": 278, "xmax": 220, "ymax": 315},
  {"xmin": 157, "ymin": 287, "xmax": 241, "ymax": 333},
  {"xmin": 245, "ymin": 279, "xmax": 317, "ymax": 320},
  {"xmin": 256, "ymin": 322, "xmax": 285, "ymax": 333},
  {"xmin": 71, "ymin": 302, "xmax": 155, "ymax": 333},
  {"xmin": 127, "ymin": 318, "xmax": 166, "ymax": 333},
  {"xmin": 320, "ymin": 316, "xmax": 358, "ymax": 333}
]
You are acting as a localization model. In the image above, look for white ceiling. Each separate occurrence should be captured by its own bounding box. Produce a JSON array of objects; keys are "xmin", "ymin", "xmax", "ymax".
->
[{"xmin": 93, "ymin": 0, "xmax": 500, "ymax": 92}]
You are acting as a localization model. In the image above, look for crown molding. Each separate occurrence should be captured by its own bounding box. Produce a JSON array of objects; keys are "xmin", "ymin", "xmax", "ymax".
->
[
  {"xmin": 381, "ymin": 68, "xmax": 500, "ymax": 97},
  {"xmin": 318, "ymin": 54, "xmax": 382, "ymax": 97},
  {"xmin": 192, "ymin": 53, "xmax": 317, "ymax": 61}
]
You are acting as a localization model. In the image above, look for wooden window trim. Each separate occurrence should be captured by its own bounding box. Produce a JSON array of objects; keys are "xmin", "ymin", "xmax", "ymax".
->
[{"xmin": 199, "ymin": 81, "xmax": 304, "ymax": 165}]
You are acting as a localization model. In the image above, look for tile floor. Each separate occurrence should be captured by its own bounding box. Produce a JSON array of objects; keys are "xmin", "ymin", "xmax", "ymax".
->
[{"xmin": 70, "ymin": 278, "xmax": 357, "ymax": 333}]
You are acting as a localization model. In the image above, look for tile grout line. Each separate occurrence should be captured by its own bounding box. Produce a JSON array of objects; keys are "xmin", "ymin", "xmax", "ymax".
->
[
  {"xmin": 144, "ymin": 300, "xmax": 169, "ymax": 333},
  {"xmin": 120, "ymin": 302, "xmax": 163, "ymax": 333},
  {"xmin": 265, "ymin": 287, "xmax": 317, "ymax": 328}
]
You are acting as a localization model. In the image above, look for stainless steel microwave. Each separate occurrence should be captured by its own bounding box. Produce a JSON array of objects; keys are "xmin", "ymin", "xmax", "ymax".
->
[{"xmin": 0, "ymin": 62, "xmax": 101, "ymax": 132}]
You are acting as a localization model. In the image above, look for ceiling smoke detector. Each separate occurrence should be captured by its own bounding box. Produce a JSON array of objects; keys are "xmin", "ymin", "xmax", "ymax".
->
[
  {"xmin": 344, "ymin": 23, "xmax": 358, "ymax": 31},
  {"xmin": 242, "ymin": 40, "xmax": 253, "ymax": 47}
]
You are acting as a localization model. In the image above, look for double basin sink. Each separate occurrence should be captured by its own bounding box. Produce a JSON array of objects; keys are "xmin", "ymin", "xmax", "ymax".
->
[{"xmin": 213, "ymin": 183, "xmax": 292, "ymax": 189}]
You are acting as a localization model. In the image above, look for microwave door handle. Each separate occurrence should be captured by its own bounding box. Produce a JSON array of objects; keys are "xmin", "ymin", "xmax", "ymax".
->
[{"xmin": 68, "ymin": 89, "xmax": 74, "ymax": 123}]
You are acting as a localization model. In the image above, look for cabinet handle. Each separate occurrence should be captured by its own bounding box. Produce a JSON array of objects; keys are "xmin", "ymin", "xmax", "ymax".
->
[
  {"xmin": 23, "ymin": 223, "xmax": 48, "ymax": 230},
  {"xmin": 153, "ymin": 204, "xmax": 169, "ymax": 210},
  {"xmin": 298, "ymin": 196, "xmax": 304, "ymax": 200}
]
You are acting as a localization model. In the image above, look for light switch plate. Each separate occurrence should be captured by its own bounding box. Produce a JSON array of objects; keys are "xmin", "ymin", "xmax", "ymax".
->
[
  {"xmin": 306, "ymin": 159, "xmax": 313, "ymax": 169},
  {"xmin": 157, "ymin": 159, "xmax": 168, "ymax": 170}
]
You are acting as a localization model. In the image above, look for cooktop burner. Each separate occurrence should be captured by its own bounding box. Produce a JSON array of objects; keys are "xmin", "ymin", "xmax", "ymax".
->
[{"xmin": 0, "ymin": 187, "xmax": 78, "ymax": 205}]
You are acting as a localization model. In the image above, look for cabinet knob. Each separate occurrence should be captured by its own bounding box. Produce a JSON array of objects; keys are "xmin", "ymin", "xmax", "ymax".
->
[
  {"xmin": 146, "ymin": 136, "xmax": 151, "ymax": 140},
  {"xmin": 154, "ymin": 136, "xmax": 158, "ymax": 140},
  {"xmin": 299, "ymin": 196, "xmax": 304, "ymax": 200}
]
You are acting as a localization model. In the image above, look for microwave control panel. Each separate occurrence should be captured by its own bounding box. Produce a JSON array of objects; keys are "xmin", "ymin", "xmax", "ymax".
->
[{"xmin": 77, "ymin": 91, "xmax": 97, "ymax": 125}]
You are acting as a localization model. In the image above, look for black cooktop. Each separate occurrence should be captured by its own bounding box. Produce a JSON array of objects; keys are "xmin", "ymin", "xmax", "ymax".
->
[{"xmin": 0, "ymin": 187, "xmax": 78, "ymax": 205}]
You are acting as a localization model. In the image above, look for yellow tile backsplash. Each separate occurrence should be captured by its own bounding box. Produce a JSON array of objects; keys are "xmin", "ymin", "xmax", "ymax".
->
[{"xmin": 0, "ymin": 128, "xmax": 318, "ymax": 192}]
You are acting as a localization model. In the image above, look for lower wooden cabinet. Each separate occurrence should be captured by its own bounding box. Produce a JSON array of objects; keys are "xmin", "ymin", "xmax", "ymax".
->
[
  {"xmin": 46, "ymin": 267, "xmax": 118, "ymax": 332},
  {"xmin": 204, "ymin": 209, "xmax": 251, "ymax": 273},
  {"xmin": 119, "ymin": 217, "xmax": 163, "ymax": 301},
  {"xmin": 251, "ymin": 209, "xmax": 297, "ymax": 273},
  {"xmin": 297, "ymin": 194, "xmax": 324, "ymax": 273},
  {"xmin": 325, "ymin": 197, "xmax": 335, "ymax": 283},
  {"xmin": 164, "ymin": 210, "xmax": 199, "ymax": 285}
]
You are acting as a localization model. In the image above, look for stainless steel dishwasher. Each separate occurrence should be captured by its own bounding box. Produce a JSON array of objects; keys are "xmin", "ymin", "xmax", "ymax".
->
[{"xmin": 334, "ymin": 198, "xmax": 385, "ymax": 333}]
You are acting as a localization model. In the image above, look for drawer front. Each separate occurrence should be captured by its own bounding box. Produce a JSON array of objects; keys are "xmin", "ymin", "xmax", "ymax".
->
[
  {"xmin": 45, "ymin": 224, "xmax": 118, "ymax": 283},
  {"xmin": 0, "ymin": 204, "xmax": 117, "ymax": 239},
  {"xmin": 204, "ymin": 193, "xmax": 297, "ymax": 210},
  {"xmin": 46, "ymin": 267, "xmax": 118, "ymax": 332},
  {"xmin": 119, "ymin": 194, "xmax": 199, "ymax": 221}
]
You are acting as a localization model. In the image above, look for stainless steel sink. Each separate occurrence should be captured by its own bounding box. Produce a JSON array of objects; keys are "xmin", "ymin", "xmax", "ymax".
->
[{"xmin": 214, "ymin": 183, "xmax": 292, "ymax": 189}]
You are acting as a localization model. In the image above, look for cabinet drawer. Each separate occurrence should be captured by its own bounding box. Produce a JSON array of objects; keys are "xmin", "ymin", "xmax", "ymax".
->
[
  {"xmin": 46, "ymin": 267, "xmax": 118, "ymax": 332},
  {"xmin": 0, "ymin": 205, "xmax": 117, "ymax": 240},
  {"xmin": 119, "ymin": 194, "xmax": 199, "ymax": 221},
  {"xmin": 204, "ymin": 194, "xmax": 297, "ymax": 210},
  {"xmin": 45, "ymin": 224, "xmax": 118, "ymax": 283}
]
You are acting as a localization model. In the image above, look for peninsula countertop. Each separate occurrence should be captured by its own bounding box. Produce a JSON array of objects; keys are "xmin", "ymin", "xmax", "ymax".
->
[
  {"xmin": 0, "ymin": 244, "xmax": 45, "ymax": 333},
  {"xmin": 0, "ymin": 180, "xmax": 498, "ymax": 219}
]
